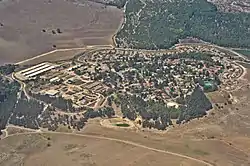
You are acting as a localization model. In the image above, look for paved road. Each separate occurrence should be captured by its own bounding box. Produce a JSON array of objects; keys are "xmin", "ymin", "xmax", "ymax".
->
[
  {"xmin": 175, "ymin": 43, "xmax": 248, "ymax": 60},
  {"xmin": 76, "ymin": 43, "xmax": 249, "ymax": 64},
  {"xmin": 1, "ymin": 130, "xmax": 214, "ymax": 166},
  {"xmin": 8, "ymin": 43, "xmax": 250, "ymax": 166},
  {"xmin": 15, "ymin": 45, "xmax": 114, "ymax": 65}
]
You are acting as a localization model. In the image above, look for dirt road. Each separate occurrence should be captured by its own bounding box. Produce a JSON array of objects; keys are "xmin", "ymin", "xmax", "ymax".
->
[{"xmin": 1, "ymin": 131, "xmax": 213, "ymax": 166}]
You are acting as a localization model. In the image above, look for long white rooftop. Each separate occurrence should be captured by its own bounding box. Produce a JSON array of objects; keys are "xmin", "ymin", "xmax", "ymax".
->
[
  {"xmin": 16, "ymin": 62, "xmax": 58, "ymax": 81},
  {"xmin": 25, "ymin": 65, "xmax": 56, "ymax": 78},
  {"xmin": 20, "ymin": 63, "xmax": 47, "ymax": 73},
  {"xmin": 22, "ymin": 64, "xmax": 51, "ymax": 76}
]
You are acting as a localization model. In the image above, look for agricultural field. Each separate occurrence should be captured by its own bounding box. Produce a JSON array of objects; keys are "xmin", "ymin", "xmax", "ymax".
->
[{"xmin": 0, "ymin": 0, "xmax": 123, "ymax": 65}]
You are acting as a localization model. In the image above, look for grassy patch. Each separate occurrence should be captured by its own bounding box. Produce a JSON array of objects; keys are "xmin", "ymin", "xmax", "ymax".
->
[{"xmin": 114, "ymin": 123, "xmax": 130, "ymax": 127}]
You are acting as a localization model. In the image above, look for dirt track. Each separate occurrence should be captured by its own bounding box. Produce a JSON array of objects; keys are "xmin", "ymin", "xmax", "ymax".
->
[
  {"xmin": 0, "ymin": 0, "xmax": 123, "ymax": 65},
  {"xmin": 1, "ymin": 131, "xmax": 213, "ymax": 166}
]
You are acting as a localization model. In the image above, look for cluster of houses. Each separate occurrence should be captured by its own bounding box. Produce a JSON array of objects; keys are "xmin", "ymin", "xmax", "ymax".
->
[
  {"xmin": 79, "ymin": 47, "xmax": 233, "ymax": 104},
  {"xmin": 16, "ymin": 44, "xmax": 243, "ymax": 112},
  {"xmin": 20, "ymin": 62, "xmax": 108, "ymax": 110}
]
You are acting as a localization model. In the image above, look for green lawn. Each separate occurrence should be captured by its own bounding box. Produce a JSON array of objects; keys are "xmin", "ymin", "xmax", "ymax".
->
[{"xmin": 114, "ymin": 123, "xmax": 130, "ymax": 127}]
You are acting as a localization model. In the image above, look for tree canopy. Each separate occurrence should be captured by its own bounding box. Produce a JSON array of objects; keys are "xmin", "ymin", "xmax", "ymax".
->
[{"xmin": 116, "ymin": 0, "xmax": 250, "ymax": 49}]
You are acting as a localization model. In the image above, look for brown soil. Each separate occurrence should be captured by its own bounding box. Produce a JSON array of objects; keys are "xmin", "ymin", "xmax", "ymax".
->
[
  {"xmin": 0, "ymin": 133, "xmax": 205, "ymax": 166},
  {"xmin": 1, "ymin": 63, "xmax": 250, "ymax": 166},
  {"xmin": 81, "ymin": 118, "xmax": 250, "ymax": 166},
  {"xmin": 0, "ymin": 0, "xmax": 123, "ymax": 65},
  {"xmin": 6, "ymin": 126, "xmax": 36, "ymax": 135},
  {"xmin": 17, "ymin": 48, "xmax": 86, "ymax": 66}
]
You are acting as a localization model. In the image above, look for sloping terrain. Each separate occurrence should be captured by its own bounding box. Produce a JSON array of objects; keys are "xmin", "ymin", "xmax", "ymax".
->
[
  {"xmin": 116, "ymin": 0, "xmax": 250, "ymax": 49},
  {"xmin": 1, "ymin": 66, "xmax": 250, "ymax": 165},
  {"xmin": 88, "ymin": 0, "xmax": 127, "ymax": 8},
  {"xmin": 0, "ymin": 0, "xmax": 123, "ymax": 64},
  {"xmin": 0, "ymin": 133, "xmax": 206, "ymax": 166},
  {"xmin": 208, "ymin": 0, "xmax": 250, "ymax": 13}
]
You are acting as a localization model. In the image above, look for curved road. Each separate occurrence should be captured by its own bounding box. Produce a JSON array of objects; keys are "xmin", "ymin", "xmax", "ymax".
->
[
  {"xmin": 9, "ymin": 42, "xmax": 249, "ymax": 166},
  {"xmin": 15, "ymin": 45, "xmax": 114, "ymax": 65},
  {"xmin": 11, "ymin": 73, "xmax": 30, "ymax": 100},
  {"xmin": 1, "ymin": 131, "xmax": 214, "ymax": 166},
  {"xmin": 175, "ymin": 43, "xmax": 248, "ymax": 60}
]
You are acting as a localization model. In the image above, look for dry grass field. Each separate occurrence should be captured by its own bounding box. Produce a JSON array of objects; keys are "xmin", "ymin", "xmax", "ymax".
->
[
  {"xmin": 1, "ymin": 69, "xmax": 250, "ymax": 165},
  {"xmin": 81, "ymin": 119, "xmax": 250, "ymax": 166},
  {"xmin": 0, "ymin": 133, "xmax": 206, "ymax": 166},
  {"xmin": 16, "ymin": 48, "xmax": 86, "ymax": 66},
  {"xmin": 1, "ymin": 71, "xmax": 250, "ymax": 166},
  {"xmin": 0, "ymin": 0, "xmax": 123, "ymax": 65},
  {"xmin": 6, "ymin": 126, "xmax": 36, "ymax": 135}
]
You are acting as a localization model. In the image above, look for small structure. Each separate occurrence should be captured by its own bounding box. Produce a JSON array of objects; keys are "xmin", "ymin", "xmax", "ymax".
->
[
  {"xmin": 167, "ymin": 102, "xmax": 179, "ymax": 108},
  {"xmin": 45, "ymin": 89, "xmax": 59, "ymax": 97},
  {"xmin": 49, "ymin": 77, "xmax": 60, "ymax": 83}
]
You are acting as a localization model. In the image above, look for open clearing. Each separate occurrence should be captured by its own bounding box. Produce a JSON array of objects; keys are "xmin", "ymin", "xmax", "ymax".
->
[
  {"xmin": 0, "ymin": 0, "xmax": 123, "ymax": 65},
  {"xmin": 0, "ymin": 133, "xmax": 206, "ymax": 166}
]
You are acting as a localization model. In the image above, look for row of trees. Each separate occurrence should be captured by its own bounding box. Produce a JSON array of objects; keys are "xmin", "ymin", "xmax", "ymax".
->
[
  {"xmin": 10, "ymin": 98, "xmax": 44, "ymax": 129},
  {"xmin": 83, "ymin": 107, "xmax": 115, "ymax": 119},
  {"xmin": 115, "ymin": 86, "xmax": 212, "ymax": 130},
  {"xmin": 31, "ymin": 93, "xmax": 80, "ymax": 112},
  {"xmin": 0, "ymin": 64, "xmax": 16, "ymax": 75},
  {"xmin": 177, "ymin": 86, "xmax": 212, "ymax": 123},
  {"xmin": 167, "ymin": 52, "xmax": 214, "ymax": 62},
  {"xmin": 38, "ymin": 106, "xmax": 87, "ymax": 131},
  {"xmin": 115, "ymin": 94, "xmax": 177, "ymax": 130},
  {"xmin": 0, "ymin": 76, "xmax": 20, "ymax": 133}
]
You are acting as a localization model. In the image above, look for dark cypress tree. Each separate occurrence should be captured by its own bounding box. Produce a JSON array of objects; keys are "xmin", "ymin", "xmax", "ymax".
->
[{"xmin": 178, "ymin": 86, "xmax": 212, "ymax": 122}]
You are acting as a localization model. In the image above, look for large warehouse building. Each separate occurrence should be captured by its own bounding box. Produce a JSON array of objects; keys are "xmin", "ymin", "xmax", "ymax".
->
[{"xmin": 15, "ymin": 62, "xmax": 58, "ymax": 81}]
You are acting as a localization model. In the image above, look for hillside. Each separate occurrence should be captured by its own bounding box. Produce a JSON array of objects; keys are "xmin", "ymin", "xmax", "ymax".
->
[
  {"xmin": 0, "ymin": 0, "xmax": 123, "ymax": 65},
  {"xmin": 88, "ymin": 0, "xmax": 127, "ymax": 8},
  {"xmin": 116, "ymin": 0, "xmax": 250, "ymax": 49}
]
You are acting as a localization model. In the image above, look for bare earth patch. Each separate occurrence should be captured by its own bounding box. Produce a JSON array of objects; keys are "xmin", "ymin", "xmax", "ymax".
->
[
  {"xmin": 6, "ymin": 126, "xmax": 36, "ymax": 136},
  {"xmin": 16, "ymin": 48, "xmax": 86, "ymax": 66},
  {"xmin": 0, "ymin": 133, "xmax": 206, "ymax": 166},
  {"xmin": 0, "ymin": 0, "xmax": 123, "ymax": 64}
]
